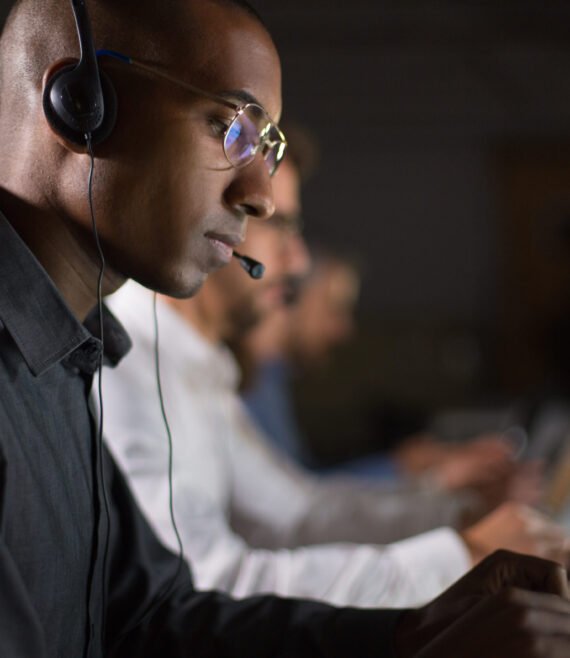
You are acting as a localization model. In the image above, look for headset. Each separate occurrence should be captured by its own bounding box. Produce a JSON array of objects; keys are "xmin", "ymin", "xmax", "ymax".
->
[
  {"xmin": 42, "ymin": 1, "xmax": 263, "ymax": 652},
  {"xmin": 41, "ymin": 2, "xmax": 179, "ymax": 652},
  {"xmin": 42, "ymin": 3, "xmax": 119, "ymax": 654},
  {"xmin": 43, "ymin": 0, "xmax": 116, "ymax": 145},
  {"xmin": 234, "ymin": 251, "xmax": 265, "ymax": 279}
]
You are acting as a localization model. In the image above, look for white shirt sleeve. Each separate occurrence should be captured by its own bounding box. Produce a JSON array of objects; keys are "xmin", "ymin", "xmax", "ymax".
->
[
  {"xmin": 106, "ymin": 401, "xmax": 469, "ymax": 608},
  {"xmin": 102, "ymin": 288, "xmax": 471, "ymax": 608},
  {"xmin": 227, "ymin": 399, "xmax": 473, "ymax": 548}
]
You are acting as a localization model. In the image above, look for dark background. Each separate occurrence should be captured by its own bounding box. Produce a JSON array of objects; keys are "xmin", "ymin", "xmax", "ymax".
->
[
  {"xmin": 253, "ymin": 1, "xmax": 570, "ymax": 459},
  {"xmin": 4, "ymin": 1, "xmax": 570, "ymax": 459}
]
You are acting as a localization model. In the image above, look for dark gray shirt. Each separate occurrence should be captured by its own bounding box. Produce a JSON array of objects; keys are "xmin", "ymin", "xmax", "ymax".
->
[{"xmin": 0, "ymin": 212, "xmax": 403, "ymax": 658}]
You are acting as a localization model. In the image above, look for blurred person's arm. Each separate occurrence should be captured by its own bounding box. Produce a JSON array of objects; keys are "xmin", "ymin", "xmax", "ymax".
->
[
  {"xmin": 105, "ymin": 360, "xmax": 568, "ymax": 608},
  {"xmin": 395, "ymin": 433, "xmax": 543, "ymax": 510},
  {"xmin": 231, "ymin": 402, "xmax": 476, "ymax": 547},
  {"xmin": 229, "ymin": 402, "xmax": 569, "ymax": 566},
  {"xmin": 103, "ymin": 362, "xmax": 469, "ymax": 607}
]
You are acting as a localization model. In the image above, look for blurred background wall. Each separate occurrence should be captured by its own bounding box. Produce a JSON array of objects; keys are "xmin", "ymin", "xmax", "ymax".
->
[
  {"xmin": 253, "ymin": 1, "xmax": 570, "ymax": 461},
  {"xmin": 3, "ymin": 0, "xmax": 570, "ymax": 460}
]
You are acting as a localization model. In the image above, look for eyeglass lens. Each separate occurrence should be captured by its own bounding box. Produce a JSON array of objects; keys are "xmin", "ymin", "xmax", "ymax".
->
[{"xmin": 224, "ymin": 105, "xmax": 285, "ymax": 176}]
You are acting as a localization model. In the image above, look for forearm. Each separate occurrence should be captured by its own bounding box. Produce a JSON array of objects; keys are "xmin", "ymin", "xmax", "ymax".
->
[
  {"xmin": 194, "ymin": 529, "xmax": 469, "ymax": 608},
  {"xmin": 276, "ymin": 479, "xmax": 474, "ymax": 547},
  {"xmin": 114, "ymin": 588, "xmax": 408, "ymax": 658},
  {"xmin": 118, "ymin": 468, "xmax": 469, "ymax": 608}
]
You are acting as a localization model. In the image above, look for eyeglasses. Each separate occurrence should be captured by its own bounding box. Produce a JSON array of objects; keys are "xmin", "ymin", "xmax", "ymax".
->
[{"xmin": 96, "ymin": 50, "xmax": 287, "ymax": 176}]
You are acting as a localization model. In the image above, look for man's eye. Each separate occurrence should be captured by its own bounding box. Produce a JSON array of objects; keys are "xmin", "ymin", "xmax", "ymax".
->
[{"xmin": 209, "ymin": 117, "xmax": 230, "ymax": 137}]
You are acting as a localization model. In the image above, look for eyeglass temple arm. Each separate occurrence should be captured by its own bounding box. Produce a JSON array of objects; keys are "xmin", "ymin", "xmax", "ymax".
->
[{"xmin": 95, "ymin": 49, "xmax": 238, "ymax": 110}]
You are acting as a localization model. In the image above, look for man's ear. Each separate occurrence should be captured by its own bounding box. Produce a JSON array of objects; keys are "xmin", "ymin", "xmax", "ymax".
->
[{"xmin": 42, "ymin": 58, "xmax": 88, "ymax": 154}]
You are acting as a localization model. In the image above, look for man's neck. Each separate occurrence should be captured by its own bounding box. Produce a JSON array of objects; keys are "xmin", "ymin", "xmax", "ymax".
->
[{"xmin": 0, "ymin": 188, "xmax": 124, "ymax": 321}]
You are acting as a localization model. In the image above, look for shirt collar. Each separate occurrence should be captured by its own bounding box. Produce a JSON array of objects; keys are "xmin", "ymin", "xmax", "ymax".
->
[{"xmin": 0, "ymin": 211, "xmax": 131, "ymax": 376}]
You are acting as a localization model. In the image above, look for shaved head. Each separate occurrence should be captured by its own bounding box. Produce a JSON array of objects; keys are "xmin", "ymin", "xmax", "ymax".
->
[{"xmin": 0, "ymin": 0, "xmax": 263, "ymax": 116}]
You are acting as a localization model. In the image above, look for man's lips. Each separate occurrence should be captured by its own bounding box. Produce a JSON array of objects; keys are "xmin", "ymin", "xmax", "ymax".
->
[{"xmin": 205, "ymin": 231, "xmax": 244, "ymax": 266}]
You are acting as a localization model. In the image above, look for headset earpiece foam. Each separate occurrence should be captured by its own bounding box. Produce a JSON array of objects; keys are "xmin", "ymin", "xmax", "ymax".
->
[{"xmin": 43, "ymin": 63, "xmax": 118, "ymax": 146}]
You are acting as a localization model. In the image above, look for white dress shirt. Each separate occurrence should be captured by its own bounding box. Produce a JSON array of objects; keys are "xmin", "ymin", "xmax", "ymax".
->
[{"xmin": 102, "ymin": 282, "xmax": 471, "ymax": 607}]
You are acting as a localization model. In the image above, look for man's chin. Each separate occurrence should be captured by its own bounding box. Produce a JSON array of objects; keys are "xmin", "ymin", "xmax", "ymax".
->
[
  {"xmin": 127, "ymin": 268, "xmax": 208, "ymax": 300},
  {"xmin": 163, "ymin": 272, "xmax": 208, "ymax": 300}
]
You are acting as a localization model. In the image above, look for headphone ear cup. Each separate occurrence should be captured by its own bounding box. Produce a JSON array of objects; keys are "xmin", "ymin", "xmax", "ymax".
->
[
  {"xmin": 90, "ymin": 71, "xmax": 117, "ymax": 145},
  {"xmin": 43, "ymin": 65, "xmax": 118, "ymax": 147}
]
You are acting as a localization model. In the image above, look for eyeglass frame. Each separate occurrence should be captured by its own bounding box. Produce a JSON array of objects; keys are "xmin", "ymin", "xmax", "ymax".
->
[{"xmin": 96, "ymin": 49, "xmax": 287, "ymax": 176}]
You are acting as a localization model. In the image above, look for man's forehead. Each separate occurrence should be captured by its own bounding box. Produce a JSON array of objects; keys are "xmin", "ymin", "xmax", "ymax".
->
[{"xmin": 157, "ymin": 1, "xmax": 282, "ymax": 118}]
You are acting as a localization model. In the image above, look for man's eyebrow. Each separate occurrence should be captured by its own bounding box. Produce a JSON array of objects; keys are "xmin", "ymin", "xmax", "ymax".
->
[{"xmin": 219, "ymin": 89, "xmax": 263, "ymax": 108}]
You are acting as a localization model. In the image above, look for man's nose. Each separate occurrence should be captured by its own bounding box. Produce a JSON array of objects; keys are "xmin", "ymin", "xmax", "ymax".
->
[{"xmin": 224, "ymin": 154, "xmax": 275, "ymax": 221}]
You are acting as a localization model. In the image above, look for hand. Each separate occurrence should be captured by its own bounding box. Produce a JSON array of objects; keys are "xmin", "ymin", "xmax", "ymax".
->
[
  {"xmin": 505, "ymin": 460, "xmax": 544, "ymax": 506},
  {"xmin": 449, "ymin": 460, "xmax": 544, "ymax": 512},
  {"xmin": 432, "ymin": 434, "xmax": 515, "ymax": 492},
  {"xmin": 461, "ymin": 502, "xmax": 570, "ymax": 567},
  {"xmin": 395, "ymin": 550, "xmax": 570, "ymax": 658},
  {"xmin": 393, "ymin": 434, "xmax": 449, "ymax": 474},
  {"xmin": 394, "ymin": 434, "xmax": 517, "ymax": 496}
]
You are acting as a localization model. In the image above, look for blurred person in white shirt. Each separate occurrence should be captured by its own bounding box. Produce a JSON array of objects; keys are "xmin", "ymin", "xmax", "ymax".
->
[{"xmin": 103, "ymin": 140, "xmax": 569, "ymax": 609}]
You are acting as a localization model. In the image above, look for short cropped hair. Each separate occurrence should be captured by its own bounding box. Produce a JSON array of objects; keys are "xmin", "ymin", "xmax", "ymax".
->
[{"xmin": 214, "ymin": 0, "xmax": 265, "ymax": 26}]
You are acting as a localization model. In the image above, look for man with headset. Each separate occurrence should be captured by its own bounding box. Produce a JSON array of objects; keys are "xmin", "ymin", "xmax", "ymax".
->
[{"xmin": 0, "ymin": 0, "xmax": 569, "ymax": 656}]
